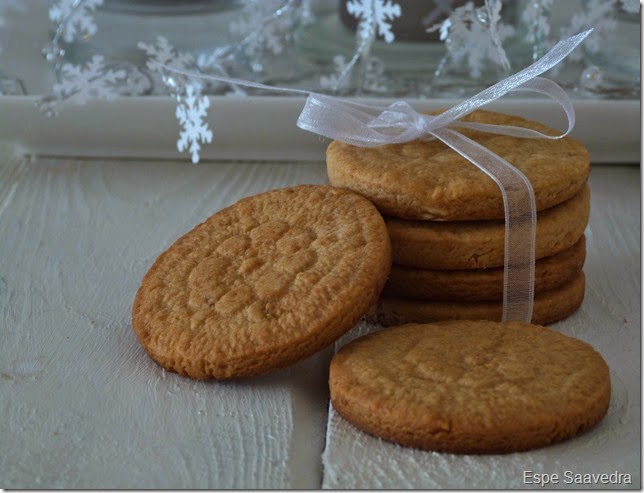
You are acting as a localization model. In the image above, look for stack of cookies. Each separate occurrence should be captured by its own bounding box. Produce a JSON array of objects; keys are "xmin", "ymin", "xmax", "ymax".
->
[{"xmin": 326, "ymin": 109, "xmax": 591, "ymax": 326}]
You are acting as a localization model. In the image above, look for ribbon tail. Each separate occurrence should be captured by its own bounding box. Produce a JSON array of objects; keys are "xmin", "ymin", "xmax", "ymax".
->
[
  {"xmin": 452, "ymin": 77, "xmax": 576, "ymax": 140},
  {"xmin": 429, "ymin": 29, "xmax": 592, "ymax": 129},
  {"xmin": 431, "ymin": 127, "xmax": 537, "ymax": 323}
]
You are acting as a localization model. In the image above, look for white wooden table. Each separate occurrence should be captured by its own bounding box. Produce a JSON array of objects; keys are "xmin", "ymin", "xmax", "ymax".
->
[{"xmin": 0, "ymin": 145, "xmax": 640, "ymax": 489}]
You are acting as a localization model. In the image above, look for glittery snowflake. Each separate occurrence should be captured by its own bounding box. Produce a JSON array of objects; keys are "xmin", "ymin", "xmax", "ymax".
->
[
  {"xmin": 320, "ymin": 0, "xmax": 400, "ymax": 93},
  {"xmin": 522, "ymin": 0, "xmax": 553, "ymax": 39},
  {"xmin": 346, "ymin": 0, "xmax": 402, "ymax": 43},
  {"xmin": 53, "ymin": 55, "xmax": 127, "ymax": 103},
  {"xmin": 229, "ymin": 0, "xmax": 300, "ymax": 59},
  {"xmin": 429, "ymin": 0, "xmax": 514, "ymax": 79},
  {"xmin": 320, "ymin": 54, "xmax": 387, "ymax": 93},
  {"xmin": 521, "ymin": 0, "xmax": 553, "ymax": 60},
  {"xmin": 568, "ymin": 1, "xmax": 614, "ymax": 59},
  {"xmin": 138, "ymin": 36, "xmax": 196, "ymax": 95},
  {"xmin": 319, "ymin": 55, "xmax": 350, "ymax": 92},
  {"xmin": 138, "ymin": 37, "xmax": 214, "ymax": 162},
  {"xmin": 557, "ymin": 0, "xmax": 638, "ymax": 63},
  {"xmin": 176, "ymin": 84, "xmax": 213, "ymax": 164},
  {"xmin": 49, "ymin": 0, "xmax": 103, "ymax": 44}
]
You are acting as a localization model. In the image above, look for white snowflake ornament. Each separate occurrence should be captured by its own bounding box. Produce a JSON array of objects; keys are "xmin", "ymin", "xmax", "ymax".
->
[
  {"xmin": 227, "ymin": 0, "xmax": 302, "ymax": 74},
  {"xmin": 321, "ymin": 0, "xmax": 400, "ymax": 93},
  {"xmin": 53, "ymin": 55, "xmax": 127, "ymax": 104},
  {"xmin": 521, "ymin": 0, "xmax": 553, "ymax": 60},
  {"xmin": 429, "ymin": 0, "xmax": 514, "ymax": 79},
  {"xmin": 38, "ymin": 55, "xmax": 128, "ymax": 115},
  {"xmin": 138, "ymin": 36, "xmax": 196, "ymax": 96},
  {"xmin": 346, "ymin": 0, "xmax": 402, "ymax": 43},
  {"xmin": 230, "ymin": 0, "xmax": 296, "ymax": 56},
  {"xmin": 176, "ymin": 84, "xmax": 213, "ymax": 164},
  {"xmin": 49, "ymin": 0, "xmax": 103, "ymax": 44}
]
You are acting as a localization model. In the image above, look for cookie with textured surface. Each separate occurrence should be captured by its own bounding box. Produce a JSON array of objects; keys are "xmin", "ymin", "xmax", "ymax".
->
[
  {"xmin": 386, "ymin": 186, "xmax": 589, "ymax": 270},
  {"xmin": 132, "ymin": 185, "xmax": 391, "ymax": 379},
  {"xmin": 373, "ymin": 271, "xmax": 585, "ymax": 327},
  {"xmin": 383, "ymin": 235, "xmax": 586, "ymax": 301},
  {"xmin": 330, "ymin": 319, "xmax": 610, "ymax": 454},
  {"xmin": 327, "ymin": 109, "xmax": 590, "ymax": 221}
]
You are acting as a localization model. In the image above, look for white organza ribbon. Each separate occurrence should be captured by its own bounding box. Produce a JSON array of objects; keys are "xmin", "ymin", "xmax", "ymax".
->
[{"xmin": 158, "ymin": 29, "xmax": 592, "ymax": 323}]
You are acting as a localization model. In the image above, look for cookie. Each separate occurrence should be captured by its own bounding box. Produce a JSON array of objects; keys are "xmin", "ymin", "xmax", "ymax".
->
[
  {"xmin": 387, "ymin": 186, "xmax": 589, "ymax": 270},
  {"xmin": 327, "ymin": 109, "xmax": 590, "ymax": 221},
  {"xmin": 132, "ymin": 185, "xmax": 391, "ymax": 379},
  {"xmin": 383, "ymin": 235, "xmax": 586, "ymax": 301},
  {"xmin": 329, "ymin": 320, "xmax": 611, "ymax": 454},
  {"xmin": 373, "ymin": 271, "xmax": 585, "ymax": 327}
]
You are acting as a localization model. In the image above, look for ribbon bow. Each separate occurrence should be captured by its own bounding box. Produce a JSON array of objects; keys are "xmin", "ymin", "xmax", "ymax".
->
[{"xmin": 158, "ymin": 29, "xmax": 592, "ymax": 323}]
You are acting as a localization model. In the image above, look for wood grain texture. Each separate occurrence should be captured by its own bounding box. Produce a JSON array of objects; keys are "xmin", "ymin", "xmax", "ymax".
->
[
  {"xmin": 322, "ymin": 165, "xmax": 641, "ymax": 489},
  {"xmin": 1, "ymin": 155, "xmax": 639, "ymax": 489},
  {"xmin": 0, "ymin": 157, "xmax": 331, "ymax": 489}
]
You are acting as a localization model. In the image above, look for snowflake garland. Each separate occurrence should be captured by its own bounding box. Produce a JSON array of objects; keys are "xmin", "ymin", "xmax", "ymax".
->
[
  {"xmin": 38, "ymin": 55, "xmax": 130, "ymax": 115},
  {"xmin": 138, "ymin": 36, "xmax": 197, "ymax": 96},
  {"xmin": 320, "ymin": 0, "xmax": 401, "ymax": 93},
  {"xmin": 558, "ymin": 0, "xmax": 638, "ymax": 63},
  {"xmin": 229, "ymin": 0, "xmax": 299, "ymax": 58},
  {"xmin": 53, "ymin": 55, "xmax": 127, "ymax": 104},
  {"xmin": 32, "ymin": 0, "xmax": 636, "ymax": 162},
  {"xmin": 521, "ymin": 0, "xmax": 553, "ymax": 61},
  {"xmin": 40, "ymin": 0, "xmax": 135, "ymax": 113},
  {"xmin": 346, "ymin": 0, "xmax": 402, "ymax": 43},
  {"xmin": 522, "ymin": 0, "xmax": 553, "ymax": 43},
  {"xmin": 176, "ymin": 85, "xmax": 213, "ymax": 164},
  {"xmin": 429, "ymin": 0, "xmax": 514, "ymax": 79},
  {"xmin": 48, "ymin": 0, "xmax": 103, "ymax": 44},
  {"xmin": 138, "ymin": 36, "xmax": 215, "ymax": 163}
]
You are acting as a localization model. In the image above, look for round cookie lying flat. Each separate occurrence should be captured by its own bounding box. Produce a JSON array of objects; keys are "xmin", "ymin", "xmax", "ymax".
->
[
  {"xmin": 327, "ymin": 109, "xmax": 590, "ymax": 221},
  {"xmin": 374, "ymin": 271, "xmax": 585, "ymax": 327},
  {"xmin": 387, "ymin": 186, "xmax": 589, "ymax": 270},
  {"xmin": 330, "ymin": 320, "xmax": 611, "ymax": 454},
  {"xmin": 383, "ymin": 235, "xmax": 586, "ymax": 301},
  {"xmin": 132, "ymin": 185, "xmax": 391, "ymax": 379}
]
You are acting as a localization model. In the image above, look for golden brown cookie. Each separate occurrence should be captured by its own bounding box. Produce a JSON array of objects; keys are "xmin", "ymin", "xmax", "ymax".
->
[
  {"xmin": 132, "ymin": 185, "xmax": 391, "ymax": 380},
  {"xmin": 327, "ymin": 109, "xmax": 590, "ymax": 221},
  {"xmin": 329, "ymin": 320, "xmax": 611, "ymax": 454},
  {"xmin": 383, "ymin": 235, "xmax": 586, "ymax": 301},
  {"xmin": 373, "ymin": 271, "xmax": 585, "ymax": 327},
  {"xmin": 387, "ymin": 186, "xmax": 589, "ymax": 270}
]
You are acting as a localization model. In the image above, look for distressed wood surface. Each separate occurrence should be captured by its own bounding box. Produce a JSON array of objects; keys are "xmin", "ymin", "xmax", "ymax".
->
[
  {"xmin": 0, "ymin": 155, "xmax": 331, "ymax": 489},
  {"xmin": 322, "ymin": 165, "xmax": 641, "ymax": 489},
  {"xmin": 1, "ymin": 153, "xmax": 640, "ymax": 489}
]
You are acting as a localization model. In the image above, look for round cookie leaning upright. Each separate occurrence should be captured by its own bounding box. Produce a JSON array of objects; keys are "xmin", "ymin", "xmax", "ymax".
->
[{"xmin": 132, "ymin": 185, "xmax": 391, "ymax": 380}]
